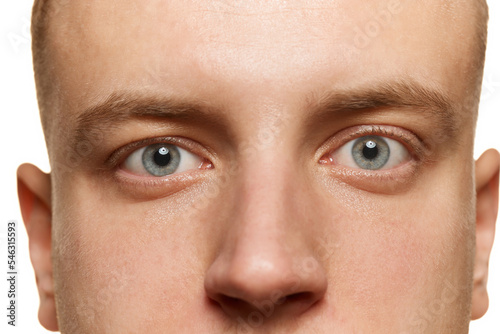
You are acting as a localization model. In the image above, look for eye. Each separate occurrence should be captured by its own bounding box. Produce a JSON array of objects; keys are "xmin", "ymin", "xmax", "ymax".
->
[
  {"xmin": 329, "ymin": 135, "xmax": 410, "ymax": 170},
  {"xmin": 122, "ymin": 143, "xmax": 204, "ymax": 177}
]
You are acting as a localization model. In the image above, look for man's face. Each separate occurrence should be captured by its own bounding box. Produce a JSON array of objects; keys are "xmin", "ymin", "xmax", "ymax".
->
[{"xmin": 42, "ymin": 0, "xmax": 483, "ymax": 332}]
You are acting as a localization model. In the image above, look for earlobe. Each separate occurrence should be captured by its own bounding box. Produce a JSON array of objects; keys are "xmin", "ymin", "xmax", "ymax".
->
[
  {"xmin": 17, "ymin": 163, "xmax": 58, "ymax": 331},
  {"xmin": 471, "ymin": 149, "xmax": 500, "ymax": 320}
]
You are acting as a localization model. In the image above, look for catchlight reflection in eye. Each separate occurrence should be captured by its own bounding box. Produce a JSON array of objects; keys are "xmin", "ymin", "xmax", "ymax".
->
[
  {"xmin": 123, "ymin": 143, "xmax": 204, "ymax": 177},
  {"xmin": 331, "ymin": 135, "xmax": 410, "ymax": 170}
]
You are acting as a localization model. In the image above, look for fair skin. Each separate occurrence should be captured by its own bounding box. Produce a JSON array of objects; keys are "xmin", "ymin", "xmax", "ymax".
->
[{"xmin": 17, "ymin": 0, "xmax": 499, "ymax": 333}]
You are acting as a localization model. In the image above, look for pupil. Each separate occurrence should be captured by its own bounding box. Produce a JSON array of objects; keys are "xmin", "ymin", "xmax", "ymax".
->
[
  {"xmin": 153, "ymin": 147, "xmax": 171, "ymax": 166},
  {"xmin": 362, "ymin": 142, "xmax": 378, "ymax": 160}
]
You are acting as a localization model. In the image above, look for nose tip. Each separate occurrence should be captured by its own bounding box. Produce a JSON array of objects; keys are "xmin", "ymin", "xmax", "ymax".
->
[{"xmin": 204, "ymin": 253, "xmax": 328, "ymax": 321}]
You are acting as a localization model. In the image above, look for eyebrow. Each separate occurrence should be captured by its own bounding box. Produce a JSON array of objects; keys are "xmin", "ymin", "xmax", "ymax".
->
[
  {"xmin": 72, "ymin": 93, "xmax": 225, "ymax": 149},
  {"xmin": 72, "ymin": 80, "xmax": 458, "ymax": 152},
  {"xmin": 308, "ymin": 80, "xmax": 458, "ymax": 135}
]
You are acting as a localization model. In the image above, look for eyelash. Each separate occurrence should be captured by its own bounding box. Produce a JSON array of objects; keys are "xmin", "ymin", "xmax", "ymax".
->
[
  {"xmin": 107, "ymin": 137, "xmax": 208, "ymax": 167},
  {"xmin": 320, "ymin": 124, "xmax": 424, "ymax": 162}
]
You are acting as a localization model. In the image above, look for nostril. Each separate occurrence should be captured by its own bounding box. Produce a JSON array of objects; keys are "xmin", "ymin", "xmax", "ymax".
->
[
  {"xmin": 285, "ymin": 292, "xmax": 316, "ymax": 304},
  {"xmin": 211, "ymin": 295, "xmax": 257, "ymax": 316},
  {"xmin": 210, "ymin": 290, "xmax": 322, "ymax": 319},
  {"xmin": 221, "ymin": 296, "xmax": 249, "ymax": 310},
  {"xmin": 274, "ymin": 291, "xmax": 322, "ymax": 314}
]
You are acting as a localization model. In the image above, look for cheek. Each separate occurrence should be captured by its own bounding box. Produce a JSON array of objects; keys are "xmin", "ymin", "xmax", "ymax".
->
[
  {"xmin": 323, "ymin": 182, "xmax": 474, "ymax": 329},
  {"xmin": 51, "ymin": 176, "xmax": 218, "ymax": 331},
  {"xmin": 331, "ymin": 218, "xmax": 428, "ymax": 322}
]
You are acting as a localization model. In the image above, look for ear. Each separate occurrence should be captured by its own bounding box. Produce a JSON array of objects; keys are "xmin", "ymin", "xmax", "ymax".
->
[
  {"xmin": 471, "ymin": 149, "xmax": 500, "ymax": 320},
  {"xmin": 17, "ymin": 163, "xmax": 58, "ymax": 331}
]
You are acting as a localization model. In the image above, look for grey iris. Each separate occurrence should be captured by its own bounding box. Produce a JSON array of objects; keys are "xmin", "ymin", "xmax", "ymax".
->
[
  {"xmin": 352, "ymin": 136, "xmax": 390, "ymax": 170},
  {"xmin": 142, "ymin": 144, "xmax": 181, "ymax": 176}
]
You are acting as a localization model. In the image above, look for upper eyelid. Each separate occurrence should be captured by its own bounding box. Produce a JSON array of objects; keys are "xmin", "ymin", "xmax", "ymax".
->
[
  {"xmin": 317, "ymin": 125, "xmax": 425, "ymax": 161},
  {"xmin": 342, "ymin": 126, "xmax": 417, "ymax": 148},
  {"xmin": 105, "ymin": 136, "xmax": 209, "ymax": 169}
]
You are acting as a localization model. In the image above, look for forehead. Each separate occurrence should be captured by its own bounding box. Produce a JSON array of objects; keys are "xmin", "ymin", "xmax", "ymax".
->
[{"xmin": 47, "ymin": 0, "xmax": 479, "ymax": 118}]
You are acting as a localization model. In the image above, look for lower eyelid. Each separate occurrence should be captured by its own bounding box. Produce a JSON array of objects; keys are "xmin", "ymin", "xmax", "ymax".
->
[
  {"xmin": 320, "ymin": 158, "xmax": 420, "ymax": 195},
  {"xmin": 112, "ymin": 168, "xmax": 207, "ymax": 200}
]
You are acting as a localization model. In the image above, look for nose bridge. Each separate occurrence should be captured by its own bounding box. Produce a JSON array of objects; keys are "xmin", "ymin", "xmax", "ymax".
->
[{"xmin": 235, "ymin": 147, "xmax": 298, "ymax": 248}]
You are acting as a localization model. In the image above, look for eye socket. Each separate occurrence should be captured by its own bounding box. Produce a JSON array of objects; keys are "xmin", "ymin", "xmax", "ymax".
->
[
  {"xmin": 122, "ymin": 143, "xmax": 204, "ymax": 177},
  {"xmin": 328, "ymin": 135, "xmax": 410, "ymax": 170}
]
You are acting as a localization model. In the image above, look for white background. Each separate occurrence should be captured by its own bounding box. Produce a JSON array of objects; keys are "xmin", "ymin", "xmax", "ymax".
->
[{"xmin": 0, "ymin": 1, "xmax": 499, "ymax": 333}]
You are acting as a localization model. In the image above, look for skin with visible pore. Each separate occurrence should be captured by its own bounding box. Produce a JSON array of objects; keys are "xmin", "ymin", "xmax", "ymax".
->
[{"xmin": 16, "ymin": 0, "xmax": 500, "ymax": 333}]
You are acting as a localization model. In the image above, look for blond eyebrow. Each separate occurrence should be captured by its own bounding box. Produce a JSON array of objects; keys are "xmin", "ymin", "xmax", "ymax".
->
[
  {"xmin": 308, "ymin": 80, "xmax": 458, "ymax": 136},
  {"xmin": 73, "ymin": 92, "xmax": 226, "ymax": 147},
  {"xmin": 72, "ymin": 81, "xmax": 458, "ymax": 151}
]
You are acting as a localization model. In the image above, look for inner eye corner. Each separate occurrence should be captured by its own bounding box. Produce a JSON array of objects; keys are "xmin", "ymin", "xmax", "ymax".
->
[
  {"xmin": 200, "ymin": 158, "xmax": 214, "ymax": 169},
  {"xmin": 318, "ymin": 151, "xmax": 334, "ymax": 165}
]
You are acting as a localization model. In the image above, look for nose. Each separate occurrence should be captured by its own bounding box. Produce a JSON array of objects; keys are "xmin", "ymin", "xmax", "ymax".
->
[{"xmin": 204, "ymin": 157, "xmax": 328, "ymax": 323}]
